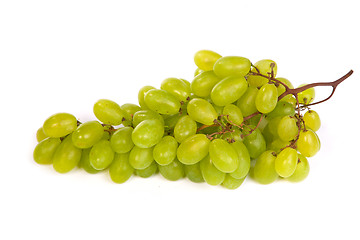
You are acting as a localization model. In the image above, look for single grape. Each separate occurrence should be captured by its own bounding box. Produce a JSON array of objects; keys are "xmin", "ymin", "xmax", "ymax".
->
[
  {"xmin": 72, "ymin": 121, "xmax": 104, "ymax": 149},
  {"xmin": 129, "ymin": 146, "xmax": 154, "ymax": 170},
  {"xmin": 132, "ymin": 109, "xmax": 164, "ymax": 127},
  {"xmin": 177, "ymin": 134, "xmax": 210, "ymax": 165},
  {"xmin": 52, "ymin": 134, "xmax": 82, "ymax": 173},
  {"xmin": 303, "ymin": 110, "xmax": 321, "ymax": 132},
  {"xmin": 135, "ymin": 161, "xmax": 158, "ymax": 178},
  {"xmin": 33, "ymin": 137, "xmax": 61, "ymax": 164},
  {"xmin": 161, "ymin": 77, "xmax": 191, "ymax": 102},
  {"xmin": 153, "ymin": 136, "xmax": 178, "ymax": 165},
  {"xmin": 174, "ymin": 115, "xmax": 197, "ymax": 143},
  {"xmin": 243, "ymin": 126, "xmax": 266, "ymax": 159},
  {"xmin": 267, "ymin": 138, "xmax": 290, "ymax": 154},
  {"xmin": 138, "ymin": 86, "xmax": 155, "ymax": 109},
  {"xmin": 187, "ymin": 98, "xmax": 218, "ymax": 125},
  {"xmin": 158, "ymin": 158, "xmax": 184, "ymax": 181},
  {"xmin": 144, "ymin": 89, "xmax": 181, "ymax": 115},
  {"xmin": 163, "ymin": 112, "xmax": 184, "ymax": 131},
  {"xmin": 275, "ymin": 147, "xmax": 298, "ymax": 178},
  {"xmin": 36, "ymin": 127, "xmax": 48, "ymax": 142},
  {"xmin": 194, "ymin": 50, "xmax": 222, "ymax": 71},
  {"xmin": 267, "ymin": 116, "xmax": 282, "ymax": 139},
  {"xmin": 43, "ymin": 113, "xmax": 78, "ymax": 138},
  {"xmin": 184, "ymin": 162, "xmax": 204, "ymax": 183},
  {"xmin": 230, "ymin": 141, "xmax": 250, "ymax": 179},
  {"xmin": 247, "ymin": 59, "xmax": 277, "ymax": 87},
  {"xmin": 213, "ymin": 56, "xmax": 251, "ymax": 78},
  {"xmin": 276, "ymin": 77, "xmax": 294, "ymax": 96},
  {"xmin": 79, "ymin": 148, "xmax": 100, "ymax": 174},
  {"xmin": 287, "ymin": 154, "xmax": 310, "ymax": 182},
  {"xmin": 180, "ymin": 78, "xmax": 191, "ymax": 88},
  {"xmin": 121, "ymin": 103, "xmax": 141, "ymax": 118},
  {"xmin": 200, "ymin": 155, "xmax": 225, "ymax": 186},
  {"xmin": 110, "ymin": 127, "xmax": 134, "ymax": 153},
  {"xmin": 255, "ymin": 83, "xmax": 278, "ymax": 113},
  {"xmin": 109, "ymin": 152, "xmax": 134, "ymax": 184},
  {"xmin": 93, "ymin": 99, "xmax": 129, "ymax": 126},
  {"xmin": 221, "ymin": 175, "xmax": 245, "ymax": 190},
  {"xmin": 223, "ymin": 104, "xmax": 244, "ymax": 125},
  {"xmin": 236, "ymin": 86, "xmax": 258, "ymax": 117},
  {"xmin": 209, "ymin": 139, "xmax": 239, "ymax": 173},
  {"xmin": 190, "ymin": 71, "xmax": 221, "ymax": 97},
  {"xmin": 266, "ymin": 101, "xmax": 295, "ymax": 120},
  {"xmin": 194, "ymin": 68, "xmax": 204, "ymax": 77},
  {"xmin": 132, "ymin": 119, "xmax": 164, "ymax": 148},
  {"xmin": 89, "ymin": 140, "xmax": 114, "ymax": 170},
  {"xmin": 210, "ymin": 76, "xmax": 248, "ymax": 106},
  {"xmin": 298, "ymin": 84, "xmax": 315, "ymax": 104},
  {"xmin": 253, "ymin": 150, "xmax": 278, "ymax": 184},
  {"xmin": 277, "ymin": 116, "xmax": 298, "ymax": 142},
  {"xmin": 297, "ymin": 129, "xmax": 320, "ymax": 157}
]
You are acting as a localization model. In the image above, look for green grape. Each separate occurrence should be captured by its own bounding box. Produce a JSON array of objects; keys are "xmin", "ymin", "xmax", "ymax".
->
[
  {"xmin": 221, "ymin": 175, "xmax": 245, "ymax": 190},
  {"xmin": 89, "ymin": 140, "xmax": 114, "ymax": 170},
  {"xmin": 190, "ymin": 71, "xmax": 221, "ymax": 97},
  {"xmin": 138, "ymin": 86, "xmax": 155, "ymax": 109},
  {"xmin": 43, "ymin": 113, "xmax": 77, "ymax": 138},
  {"xmin": 200, "ymin": 155, "xmax": 225, "ymax": 186},
  {"xmin": 194, "ymin": 50, "xmax": 222, "ymax": 71},
  {"xmin": 144, "ymin": 89, "xmax": 181, "ymax": 115},
  {"xmin": 297, "ymin": 129, "xmax": 320, "ymax": 157},
  {"xmin": 243, "ymin": 126, "xmax": 266, "ymax": 159},
  {"xmin": 210, "ymin": 76, "xmax": 248, "ymax": 106},
  {"xmin": 247, "ymin": 59, "xmax": 278, "ymax": 87},
  {"xmin": 298, "ymin": 84, "xmax": 315, "ymax": 104},
  {"xmin": 275, "ymin": 147, "xmax": 298, "ymax": 178},
  {"xmin": 230, "ymin": 141, "xmax": 250, "ymax": 179},
  {"xmin": 288, "ymin": 154, "xmax": 310, "ymax": 182},
  {"xmin": 101, "ymin": 131, "xmax": 111, "ymax": 141},
  {"xmin": 209, "ymin": 139, "xmax": 239, "ymax": 173},
  {"xmin": 121, "ymin": 103, "xmax": 141, "ymax": 118},
  {"xmin": 33, "ymin": 137, "xmax": 61, "ymax": 164},
  {"xmin": 187, "ymin": 98, "xmax": 218, "ymax": 125},
  {"xmin": 174, "ymin": 115, "xmax": 197, "ymax": 143},
  {"xmin": 180, "ymin": 78, "xmax": 191, "ymax": 88},
  {"xmin": 222, "ymin": 128, "xmax": 243, "ymax": 143},
  {"xmin": 110, "ymin": 127, "xmax": 134, "ymax": 153},
  {"xmin": 163, "ymin": 113, "xmax": 183, "ymax": 132},
  {"xmin": 161, "ymin": 77, "xmax": 191, "ymax": 102},
  {"xmin": 255, "ymin": 83, "xmax": 278, "ymax": 113},
  {"xmin": 177, "ymin": 134, "xmax": 210, "ymax": 165},
  {"xmin": 53, "ymin": 134, "xmax": 82, "ymax": 173},
  {"xmin": 262, "ymin": 124, "xmax": 274, "ymax": 143},
  {"xmin": 36, "ymin": 127, "xmax": 48, "ymax": 142},
  {"xmin": 266, "ymin": 102, "xmax": 295, "ymax": 120},
  {"xmin": 132, "ymin": 109, "xmax": 164, "ymax": 127},
  {"xmin": 194, "ymin": 68, "xmax": 204, "ymax": 77},
  {"xmin": 267, "ymin": 138, "xmax": 289, "ymax": 154},
  {"xmin": 267, "ymin": 116, "xmax": 282, "ymax": 139},
  {"xmin": 276, "ymin": 77, "xmax": 294, "ymax": 97},
  {"xmin": 277, "ymin": 116, "xmax": 298, "ymax": 141},
  {"xmin": 223, "ymin": 104, "xmax": 243, "ymax": 125},
  {"xmin": 158, "ymin": 158, "xmax": 184, "ymax": 181},
  {"xmin": 93, "ymin": 99, "xmax": 129, "ymax": 126},
  {"xmin": 71, "ymin": 121, "xmax": 104, "ymax": 149},
  {"xmin": 132, "ymin": 119, "xmax": 164, "ymax": 148},
  {"xmin": 153, "ymin": 136, "xmax": 178, "ymax": 165},
  {"xmin": 213, "ymin": 56, "xmax": 251, "ymax": 78},
  {"xmin": 303, "ymin": 110, "xmax": 321, "ymax": 132},
  {"xmin": 184, "ymin": 162, "xmax": 204, "ymax": 183},
  {"xmin": 253, "ymin": 150, "xmax": 278, "ymax": 184},
  {"xmin": 109, "ymin": 152, "xmax": 134, "ymax": 184},
  {"xmin": 135, "ymin": 161, "xmax": 158, "ymax": 178},
  {"xmin": 129, "ymin": 146, "xmax": 154, "ymax": 169},
  {"xmin": 247, "ymin": 74, "xmax": 268, "ymax": 88},
  {"xmin": 236, "ymin": 86, "xmax": 258, "ymax": 117},
  {"xmin": 79, "ymin": 148, "xmax": 100, "ymax": 174}
]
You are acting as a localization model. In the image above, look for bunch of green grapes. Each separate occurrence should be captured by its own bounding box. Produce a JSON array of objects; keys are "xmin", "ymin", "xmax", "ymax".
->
[{"xmin": 34, "ymin": 50, "xmax": 324, "ymax": 189}]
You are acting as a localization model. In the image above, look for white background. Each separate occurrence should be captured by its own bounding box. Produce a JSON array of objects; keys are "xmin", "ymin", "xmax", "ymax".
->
[{"xmin": 1, "ymin": 0, "xmax": 359, "ymax": 239}]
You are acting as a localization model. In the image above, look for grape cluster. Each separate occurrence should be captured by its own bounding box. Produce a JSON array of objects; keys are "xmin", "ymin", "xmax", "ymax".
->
[{"xmin": 34, "ymin": 50, "xmax": 322, "ymax": 189}]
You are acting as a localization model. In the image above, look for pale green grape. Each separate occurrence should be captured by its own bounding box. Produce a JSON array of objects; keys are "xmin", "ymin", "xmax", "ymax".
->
[
  {"xmin": 144, "ymin": 89, "xmax": 180, "ymax": 115},
  {"xmin": 194, "ymin": 50, "xmax": 222, "ymax": 71},
  {"xmin": 276, "ymin": 77, "xmax": 294, "ymax": 97},
  {"xmin": 247, "ymin": 59, "xmax": 278, "ymax": 87},
  {"xmin": 253, "ymin": 150, "xmax": 278, "ymax": 184},
  {"xmin": 135, "ymin": 161, "xmax": 158, "ymax": 178},
  {"xmin": 213, "ymin": 56, "xmax": 251, "ymax": 78},
  {"xmin": 72, "ymin": 121, "xmax": 104, "ymax": 149},
  {"xmin": 298, "ymin": 84, "xmax": 315, "ymax": 104},
  {"xmin": 110, "ymin": 127, "xmax": 134, "ymax": 153},
  {"xmin": 138, "ymin": 86, "xmax": 155, "ymax": 109},
  {"xmin": 267, "ymin": 116, "xmax": 282, "ymax": 139},
  {"xmin": 153, "ymin": 136, "xmax": 178, "ymax": 165},
  {"xmin": 43, "ymin": 113, "xmax": 77, "ymax": 138},
  {"xmin": 223, "ymin": 104, "xmax": 243, "ymax": 125},
  {"xmin": 266, "ymin": 102, "xmax": 295, "ymax": 120},
  {"xmin": 275, "ymin": 147, "xmax": 298, "ymax": 178},
  {"xmin": 187, "ymin": 98, "xmax": 218, "ymax": 125},
  {"xmin": 209, "ymin": 139, "xmax": 239, "ymax": 173},
  {"xmin": 132, "ymin": 119, "xmax": 164, "ymax": 148},
  {"xmin": 210, "ymin": 76, "xmax": 248, "ymax": 106},
  {"xmin": 255, "ymin": 83, "xmax": 278, "ymax": 113},
  {"xmin": 303, "ymin": 110, "xmax": 321, "ymax": 132},
  {"xmin": 230, "ymin": 141, "xmax": 250, "ymax": 179},
  {"xmin": 243, "ymin": 127, "xmax": 266, "ymax": 159},
  {"xmin": 174, "ymin": 115, "xmax": 197, "ymax": 143},
  {"xmin": 33, "ymin": 137, "xmax": 61, "ymax": 164},
  {"xmin": 200, "ymin": 155, "xmax": 225, "ymax": 186},
  {"xmin": 109, "ymin": 152, "xmax": 134, "ymax": 184},
  {"xmin": 194, "ymin": 68, "xmax": 204, "ymax": 77},
  {"xmin": 247, "ymin": 74, "xmax": 268, "ymax": 88},
  {"xmin": 190, "ymin": 71, "xmax": 221, "ymax": 97},
  {"xmin": 177, "ymin": 134, "xmax": 210, "ymax": 165},
  {"xmin": 297, "ymin": 129, "xmax": 320, "ymax": 157},
  {"xmin": 184, "ymin": 162, "xmax": 204, "ymax": 183},
  {"xmin": 161, "ymin": 77, "xmax": 191, "ymax": 102},
  {"xmin": 236, "ymin": 86, "xmax": 258, "ymax": 117},
  {"xmin": 180, "ymin": 78, "xmax": 191, "ymax": 88},
  {"xmin": 129, "ymin": 146, "xmax": 154, "ymax": 169},
  {"xmin": 277, "ymin": 116, "xmax": 298, "ymax": 141},
  {"xmin": 163, "ymin": 112, "xmax": 183, "ymax": 131},
  {"xmin": 89, "ymin": 140, "xmax": 114, "ymax": 170},
  {"xmin": 93, "ymin": 99, "xmax": 129, "ymax": 125},
  {"xmin": 267, "ymin": 138, "xmax": 289, "ymax": 154},
  {"xmin": 53, "ymin": 134, "xmax": 82, "ymax": 173},
  {"xmin": 121, "ymin": 103, "xmax": 141, "ymax": 118},
  {"xmin": 287, "ymin": 154, "xmax": 310, "ymax": 182},
  {"xmin": 132, "ymin": 109, "xmax": 164, "ymax": 127},
  {"xmin": 221, "ymin": 175, "xmax": 245, "ymax": 190},
  {"xmin": 79, "ymin": 148, "xmax": 100, "ymax": 174},
  {"xmin": 36, "ymin": 127, "xmax": 48, "ymax": 142},
  {"xmin": 158, "ymin": 158, "xmax": 184, "ymax": 181}
]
